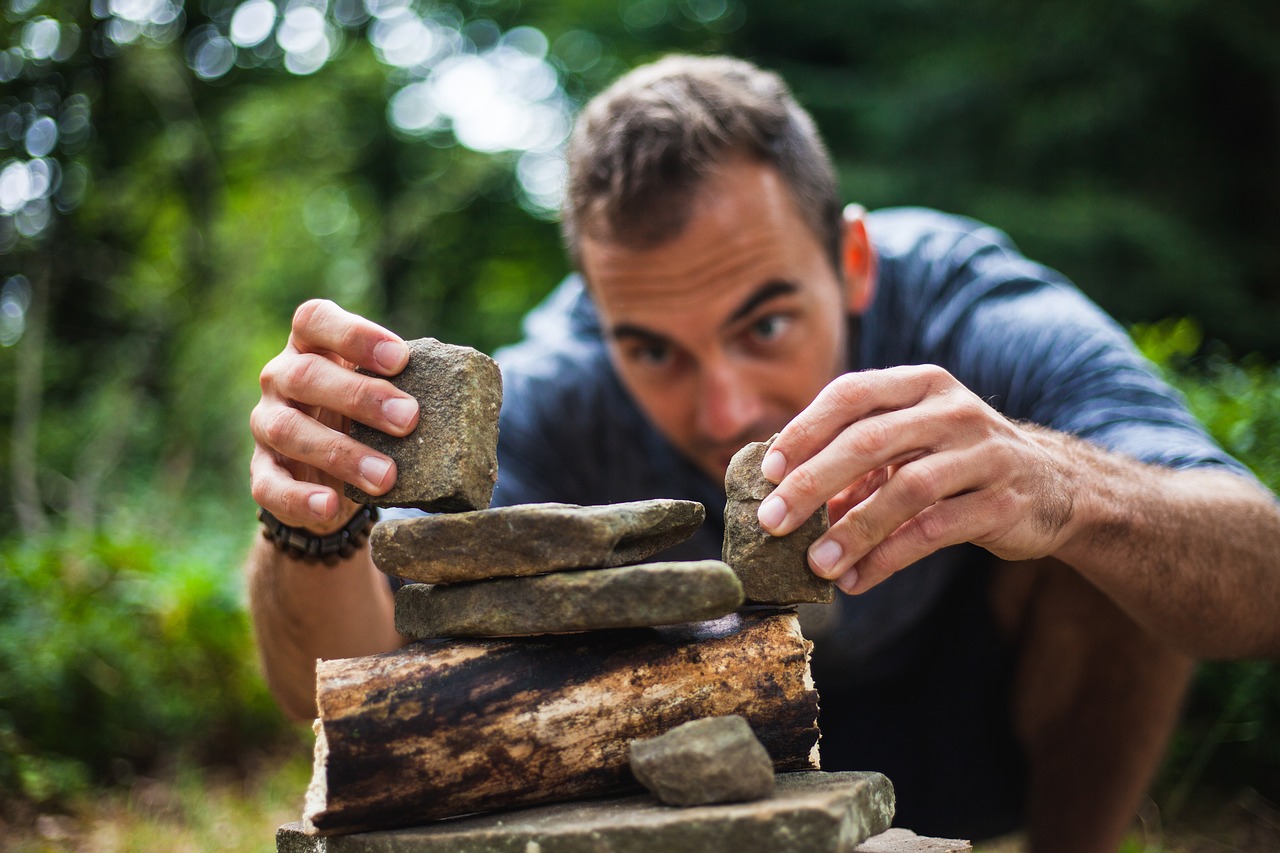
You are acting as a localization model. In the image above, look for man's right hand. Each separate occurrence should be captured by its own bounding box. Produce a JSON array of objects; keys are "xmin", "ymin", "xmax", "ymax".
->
[{"xmin": 249, "ymin": 299, "xmax": 420, "ymax": 534}]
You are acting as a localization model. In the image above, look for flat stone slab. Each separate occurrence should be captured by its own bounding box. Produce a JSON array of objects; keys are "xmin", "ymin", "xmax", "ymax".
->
[
  {"xmin": 277, "ymin": 770, "xmax": 894, "ymax": 853},
  {"xmin": 630, "ymin": 715, "xmax": 775, "ymax": 806},
  {"xmin": 855, "ymin": 828, "xmax": 972, "ymax": 852},
  {"xmin": 723, "ymin": 438, "xmax": 834, "ymax": 605},
  {"xmin": 371, "ymin": 500, "xmax": 706, "ymax": 583},
  {"xmin": 347, "ymin": 337, "xmax": 501, "ymax": 512},
  {"xmin": 394, "ymin": 560, "xmax": 744, "ymax": 638}
]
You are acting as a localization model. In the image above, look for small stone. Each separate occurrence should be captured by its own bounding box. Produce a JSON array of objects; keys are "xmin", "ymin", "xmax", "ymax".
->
[
  {"xmin": 628, "ymin": 715, "xmax": 775, "ymax": 806},
  {"xmin": 346, "ymin": 337, "xmax": 501, "ymax": 512},
  {"xmin": 723, "ymin": 438, "xmax": 834, "ymax": 604},
  {"xmin": 276, "ymin": 771, "xmax": 895, "ymax": 853},
  {"xmin": 394, "ymin": 560, "xmax": 744, "ymax": 638},
  {"xmin": 855, "ymin": 828, "xmax": 973, "ymax": 852},
  {"xmin": 371, "ymin": 500, "xmax": 705, "ymax": 583}
]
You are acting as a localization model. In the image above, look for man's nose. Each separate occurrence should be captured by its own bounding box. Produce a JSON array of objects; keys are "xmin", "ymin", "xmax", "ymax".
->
[{"xmin": 695, "ymin": 361, "xmax": 763, "ymax": 444}]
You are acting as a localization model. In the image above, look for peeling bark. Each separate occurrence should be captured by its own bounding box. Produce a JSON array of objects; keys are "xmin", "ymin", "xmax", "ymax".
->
[{"xmin": 304, "ymin": 610, "xmax": 820, "ymax": 836}]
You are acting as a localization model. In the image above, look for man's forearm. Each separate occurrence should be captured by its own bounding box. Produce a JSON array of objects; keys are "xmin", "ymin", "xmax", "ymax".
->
[
  {"xmin": 1044, "ymin": 431, "xmax": 1280, "ymax": 659},
  {"xmin": 246, "ymin": 537, "xmax": 407, "ymax": 721}
]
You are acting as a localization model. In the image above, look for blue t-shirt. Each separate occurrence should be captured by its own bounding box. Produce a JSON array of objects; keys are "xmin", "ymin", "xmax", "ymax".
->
[{"xmin": 410, "ymin": 207, "xmax": 1251, "ymax": 677}]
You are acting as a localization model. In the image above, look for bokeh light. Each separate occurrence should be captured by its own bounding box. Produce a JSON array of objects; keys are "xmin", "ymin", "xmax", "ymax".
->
[
  {"xmin": 380, "ymin": 24, "xmax": 574, "ymax": 213},
  {"xmin": 229, "ymin": 0, "xmax": 276, "ymax": 48},
  {"xmin": 24, "ymin": 116, "xmax": 58, "ymax": 158},
  {"xmin": 0, "ymin": 274, "xmax": 32, "ymax": 347},
  {"xmin": 21, "ymin": 17, "xmax": 63, "ymax": 60},
  {"xmin": 186, "ymin": 24, "xmax": 236, "ymax": 80},
  {"xmin": 1, "ymin": 0, "xmax": 727, "ymax": 245}
]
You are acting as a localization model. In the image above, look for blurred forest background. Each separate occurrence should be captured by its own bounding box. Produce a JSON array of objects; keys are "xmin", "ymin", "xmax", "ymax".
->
[{"xmin": 1, "ymin": 0, "xmax": 1278, "ymax": 848}]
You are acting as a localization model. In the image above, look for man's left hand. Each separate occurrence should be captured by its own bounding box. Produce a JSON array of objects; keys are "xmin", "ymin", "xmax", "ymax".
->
[{"xmin": 758, "ymin": 364, "xmax": 1078, "ymax": 593}]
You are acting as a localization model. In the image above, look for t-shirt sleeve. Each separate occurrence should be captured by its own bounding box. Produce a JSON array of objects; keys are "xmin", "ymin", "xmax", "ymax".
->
[{"xmin": 867, "ymin": 209, "xmax": 1255, "ymax": 479}]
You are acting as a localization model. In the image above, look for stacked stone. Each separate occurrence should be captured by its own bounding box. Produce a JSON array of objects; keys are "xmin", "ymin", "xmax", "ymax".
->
[
  {"xmin": 380, "ymin": 502, "xmax": 745, "ymax": 637},
  {"xmin": 347, "ymin": 337, "xmax": 744, "ymax": 639},
  {"xmin": 318, "ymin": 338, "xmax": 906, "ymax": 845}
]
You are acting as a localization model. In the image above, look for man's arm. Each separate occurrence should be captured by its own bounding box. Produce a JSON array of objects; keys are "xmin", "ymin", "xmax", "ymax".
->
[
  {"xmin": 1041, "ymin": 429, "xmax": 1280, "ymax": 659},
  {"xmin": 246, "ymin": 538, "xmax": 407, "ymax": 721},
  {"xmin": 246, "ymin": 299, "xmax": 420, "ymax": 720},
  {"xmin": 758, "ymin": 364, "xmax": 1280, "ymax": 659}
]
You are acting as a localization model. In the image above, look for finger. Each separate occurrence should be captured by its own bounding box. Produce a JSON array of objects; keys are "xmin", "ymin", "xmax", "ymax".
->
[
  {"xmin": 250, "ymin": 445, "xmax": 344, "ymax": 529},
  {"xmin": 289, "ymin": 298, "xmax": 410, "ymax": 376},
  {"xmin": 806, "ymin": 450, "xmax": 979, "ymax": 579},
  {"xmin": 833, "ymin": 491, "xmax": 989, "ymax": 595},
  {"xmin": 827, "ymin": 467, "xmax": 890, "ymax": 524},
  {"xmin": 262, "ymin": 351, "xmax": 419, "ymax": 436},
  {"xmin": 762, "ymin": 365, "xmax": 951, "ymax": 483},
  {"xmin": 761, "ymin": 400, "xmax": 955, "ymax": 535},
  {"xmin": 251, "ymin": 402, "xmax": 398, "ymax": 496}
]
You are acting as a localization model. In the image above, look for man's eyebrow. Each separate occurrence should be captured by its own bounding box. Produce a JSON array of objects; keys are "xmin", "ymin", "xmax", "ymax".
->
[
  {"xmin": 609, "ymin": 324, "xmax": 670, "ymax": 345},
  {"xmin": 724, "ymin": 280, "xmax": 798, "ymax": 328},
  {"xmin": 606, "ymin": 280, "xmax": 798, "ymax": 344}
]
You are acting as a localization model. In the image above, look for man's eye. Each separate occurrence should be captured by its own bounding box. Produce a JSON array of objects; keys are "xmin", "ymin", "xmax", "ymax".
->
[
  {"xmin": 750, "ymin": 314, "xmax": 791, "ymax": 342},
  {"xmin": 629, "ymin": 343, "xmax": 672, "ymax": 366}
]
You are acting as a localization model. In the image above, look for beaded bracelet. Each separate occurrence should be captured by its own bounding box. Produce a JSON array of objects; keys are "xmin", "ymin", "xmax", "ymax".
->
[{"xmin": 258, "ymin": 504, "xmax": 379, "ymax": 565}]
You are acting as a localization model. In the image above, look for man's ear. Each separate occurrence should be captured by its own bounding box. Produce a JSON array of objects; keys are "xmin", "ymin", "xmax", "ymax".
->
[{"xmin": 841, "ymin": 204, "xmax": 876, "ymax": 315}]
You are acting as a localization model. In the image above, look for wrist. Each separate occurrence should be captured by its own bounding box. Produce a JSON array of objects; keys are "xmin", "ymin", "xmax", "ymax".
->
[
  {"xmin": 1026, "ymin": 425, "xmax": 1130, "ymax": 565},
  {"xmin": 258, "ymin": 504, "xmax": 378, "ymax": 565}
]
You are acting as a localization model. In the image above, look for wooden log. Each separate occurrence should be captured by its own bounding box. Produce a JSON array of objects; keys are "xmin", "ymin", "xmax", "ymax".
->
[{"xmin": 304, "ymin": 610, "xmax": 820, "ymax": 836}]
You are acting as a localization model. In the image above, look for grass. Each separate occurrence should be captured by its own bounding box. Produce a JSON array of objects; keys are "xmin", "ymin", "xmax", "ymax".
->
[
  {"xmin": 0, "ymin": 748, "xmax": 312, "ymax": 853},
  {"xmin": 2, "ymin": 751, "xmax": 1277, "ymax": 852}
]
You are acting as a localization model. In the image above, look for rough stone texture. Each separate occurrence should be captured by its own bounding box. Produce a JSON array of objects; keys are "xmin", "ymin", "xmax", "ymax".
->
[
  {"xmin": 307, "ymin": 611, "xmax": 818, "ymax": 834},
  {"xmin": 346, "ymin": 337, "xmax": 501, "ymax": 512},
  {"xmin": 278, "ymin": 771, "xmax": 894, "ymax": 853},
  {"xmin": 370, "ymin": 500, "xmax": 705, "ymax": 583},
  {"xmin": 394, "ymin": 560, "xmax": 744, "ymax": 638},
  {"xmin": 854, "ymin": 828, "xmax": 973, "ymax": 852},
  {"xmin": 723, "ymin": 438, "xmax": 834, "ymax": 604},
  {"xmin": 629, "ymin": 715, "xmax": 775, "ymax": 806}
]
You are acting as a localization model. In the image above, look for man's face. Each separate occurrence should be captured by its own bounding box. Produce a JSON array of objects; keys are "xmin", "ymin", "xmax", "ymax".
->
[{"xmin": 580, "ymin": 159, "xmax": 851, "ymax": 486}]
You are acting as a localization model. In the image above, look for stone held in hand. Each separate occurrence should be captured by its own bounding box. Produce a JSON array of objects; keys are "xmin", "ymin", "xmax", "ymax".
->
[
  {"xmin": 346, "ymin": 337, "xmax": 501, "ymax": 512},
  {"xmin": 629, "ymin": 715, "xmax": 775, "ymax": 807},
  {"xmin": 723, "ymin": 437, "xmax": 834, "ymax": 605},
  {"xmin": 394, "ymin": 560, "xmax": 744, "ymax": 639},
  {"xmin": 371, "ymin": 499, "xmax": 706, "ymax": 583}
]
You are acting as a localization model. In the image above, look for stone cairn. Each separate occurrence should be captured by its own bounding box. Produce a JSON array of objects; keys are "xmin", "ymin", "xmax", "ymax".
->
[{"xmin": 291, "ymin": 338, "xmax": 924, "ymax": 851}]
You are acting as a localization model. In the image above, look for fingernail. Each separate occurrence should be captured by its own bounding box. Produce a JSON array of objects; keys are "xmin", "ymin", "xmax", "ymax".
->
[
  {"xmin": 809, "ymin": 539, "xmax": 843, "ymax": 576},
  {"xmin": 836, "ymin": 568, "xmax": 860, "ymax": 594},
  {"xmin": 359, "ymin": 456, "xmax": 393, "ymax": 489},
  {"xmin": 373, "ymin": 340, "xmax": 408, "ymax": 373},
  {"xmin": 308, "ymin": 492, "xmax": 332, "ymax": 518},
  {"xmin": 758, "ymin": 494, "xmax": 787, "ymax": 531},
  {"xmin": 383, "ymin": 396, "xmax": 417, "ymax": 430},
  {"xmin": 761, "ymin": 448, "xmax": 786, "ymax": 482}
]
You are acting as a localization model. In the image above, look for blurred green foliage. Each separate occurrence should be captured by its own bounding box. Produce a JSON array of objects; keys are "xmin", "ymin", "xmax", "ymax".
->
[
  {"xmin": 1133, "ymin": 319, "xmax": 1280, "ymax": 806},
  {"xmin": 0, "ymin": 500, "xmax": 290, "ymax": 804},
  {"xmin": 0, "ymin": 0, "xmax": 1277, "ymax": 815}
]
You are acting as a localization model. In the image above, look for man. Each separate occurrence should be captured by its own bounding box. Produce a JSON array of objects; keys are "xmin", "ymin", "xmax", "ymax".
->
[{"xmin": 246, "ymin": 55, "xmax": 1280, "ymax": 850}]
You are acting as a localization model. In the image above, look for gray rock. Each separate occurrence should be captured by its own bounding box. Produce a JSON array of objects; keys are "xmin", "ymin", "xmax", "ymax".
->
[
  {"xmin": 723, "ymin": 438, "xmax": 834, "ymax": 604},
  {"xmin": 855, "ymin": 829, "xmax": 973, "ymax": 852},
  {"xmin": 394, "ymin": 560, "xmax": 744, "ymax": 638},
  {"xmin": 628, "ymin": 715, "xmax": 775, "ymax": 806},
  {"xmin": 276, "ymin": 770, "xmax": 895, "ymax": 853},
  {"xmin": 346, "ymin": 337, "xmax": 501, "ymax": 512},
  {"xmin": 371, "ymin": 500, "xmax": 705, "ymax": 583}
]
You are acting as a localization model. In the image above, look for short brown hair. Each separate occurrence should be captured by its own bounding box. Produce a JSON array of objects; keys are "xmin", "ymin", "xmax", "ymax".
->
[{"xmin": 562, "ymin": 54, "xmax": 843, "ymax": 276}]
